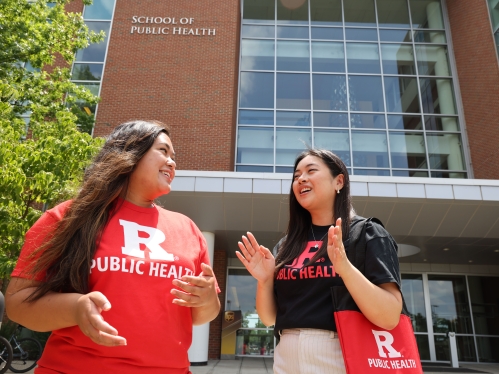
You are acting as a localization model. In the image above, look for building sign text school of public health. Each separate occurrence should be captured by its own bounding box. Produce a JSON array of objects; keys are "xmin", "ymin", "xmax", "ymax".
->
[{"xmin": 130, "ymin": 16, "xmax": 216, "ymax": 36}]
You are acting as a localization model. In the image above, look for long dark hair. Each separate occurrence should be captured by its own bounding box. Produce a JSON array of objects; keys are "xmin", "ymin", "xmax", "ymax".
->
[
  {"xmin": 275, "ymin": 149, "xmax": 353, "ymax": 271},
  {"xmin": 26, "ymin": 120, "xmax": 171, "ymax": 301}
]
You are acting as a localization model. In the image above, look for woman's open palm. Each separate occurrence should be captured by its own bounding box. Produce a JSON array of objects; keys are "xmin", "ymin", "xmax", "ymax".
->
[{"xmin": 236, "ymin": 232, "xmax": 275, "ymax": 283}]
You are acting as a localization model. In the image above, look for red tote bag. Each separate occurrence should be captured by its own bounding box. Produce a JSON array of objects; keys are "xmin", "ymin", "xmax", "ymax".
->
[{"xmin": 331, "ymin": 218, "xmax": 423, "ymax": 374}]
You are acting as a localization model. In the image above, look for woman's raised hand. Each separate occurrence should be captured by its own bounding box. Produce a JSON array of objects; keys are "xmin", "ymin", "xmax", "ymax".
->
[
  {"xmin": 75, "ymin": 291, "xmax": 126, "ymax": 347},
  {"xmin": 327, "ymin": 217, "xmax": 353, "ymax": 276},
  {"xmin": 236, "ymin": 232, "xmax": 275, "ymax": 283}
]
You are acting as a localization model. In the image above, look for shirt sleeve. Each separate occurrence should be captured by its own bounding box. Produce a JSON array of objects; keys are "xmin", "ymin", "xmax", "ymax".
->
[
  {"xmin": 11, "ymin": 210, "xmax": 61, "ymax": 281},
  {"xmin": 364, "ymin": 222, "xmax": 401, "ymax": 288}
]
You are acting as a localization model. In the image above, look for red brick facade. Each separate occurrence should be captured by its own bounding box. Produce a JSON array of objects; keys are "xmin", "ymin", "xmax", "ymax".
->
[
  {"xmin": 209, "ymin": 249, "xmax": 227, "ymax": 359},
  {"xmin": 94, "ymin": 0, "xmax": 240, "ymax": 171},
  {"xmin": 447, "ymin": 0, "xmax": 499, "ymax": 179}
]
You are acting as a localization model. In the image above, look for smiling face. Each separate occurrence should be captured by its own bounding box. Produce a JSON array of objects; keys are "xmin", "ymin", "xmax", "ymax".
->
[
  {"xmin": 127, "ymin": 132, "xmax": 176, "ymax": 207},
  {"xmin": 292, "ymin": 155, "xmax": 344, "ymax": 217}
]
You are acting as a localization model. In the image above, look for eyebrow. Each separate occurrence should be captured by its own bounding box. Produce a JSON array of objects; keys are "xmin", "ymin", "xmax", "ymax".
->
[
  {"xmin": 159, "ymin": 143, "xmax": 176, "ymax": 158},
  {"xmin": 294, "ymin": 163, "xmax": 319, "ymax": 173}
]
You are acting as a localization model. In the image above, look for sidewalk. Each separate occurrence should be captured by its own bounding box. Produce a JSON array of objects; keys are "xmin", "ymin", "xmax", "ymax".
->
[
  {"xmin": 189, "ymin": 358, "xmax": 499, "ymax": 374},
  {"xmin": 16, "ymin": 358, "xmax": 499, "ymax": 373}
]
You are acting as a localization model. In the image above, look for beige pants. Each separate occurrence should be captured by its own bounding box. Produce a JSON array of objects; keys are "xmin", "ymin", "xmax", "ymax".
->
[{"xmin": 273, "ymin": 328, "xmax": 347, "ymax": 374}]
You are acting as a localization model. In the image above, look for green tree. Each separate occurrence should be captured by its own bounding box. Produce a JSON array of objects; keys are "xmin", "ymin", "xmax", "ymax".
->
[{"xmin": 0, "ymin": 0, "xmax": 106, "ymax": 279}]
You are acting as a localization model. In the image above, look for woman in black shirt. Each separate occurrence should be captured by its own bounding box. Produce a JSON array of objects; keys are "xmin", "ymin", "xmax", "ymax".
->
[{"xmin": 236, "ymin": 149, "xmax": 402, "ymax": 374}]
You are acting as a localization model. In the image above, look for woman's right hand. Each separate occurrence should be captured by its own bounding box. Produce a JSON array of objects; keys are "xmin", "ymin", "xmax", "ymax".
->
[
  {"xmin": 75, "ymin": 292, "xmax": 126, "ymax": 347},
  {"xmin": 236, "ymin": 232, "xmax": 275, "ymax": 284}
]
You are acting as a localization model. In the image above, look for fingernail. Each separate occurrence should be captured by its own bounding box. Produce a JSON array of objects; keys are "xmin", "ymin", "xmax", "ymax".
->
[
  {"xmin": 103, "ymin": 302, "xmax": 111, "ymax": 310},
  {"xmin": 120, "ymin": 340, "xmax": 127, "ymax": 346}
]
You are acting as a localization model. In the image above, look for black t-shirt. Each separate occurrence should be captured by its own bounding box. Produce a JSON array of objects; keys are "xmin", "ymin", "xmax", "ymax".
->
[{"xmin": 273, "ymin": 216, "xmax": 401, "ymax": 333}]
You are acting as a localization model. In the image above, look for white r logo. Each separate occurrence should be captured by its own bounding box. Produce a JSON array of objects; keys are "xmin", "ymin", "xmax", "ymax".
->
[
  {"xmin": 372, "ymin": 330, "xmax": 402, "ymax": 358},
  {"xmin": 119, "ymin": 219, "xmax": 174, "ymax": 261}
]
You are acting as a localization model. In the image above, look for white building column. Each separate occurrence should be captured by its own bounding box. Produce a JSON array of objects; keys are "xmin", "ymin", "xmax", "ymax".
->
[{"xmin": 188, "ymin": 231, "xmax": 215, "ymax": 365}]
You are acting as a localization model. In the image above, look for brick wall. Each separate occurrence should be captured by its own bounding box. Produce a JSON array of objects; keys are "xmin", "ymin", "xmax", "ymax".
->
[
  {"xmin": 447, "ymin": 0, "xmax": 499, "ymax": 179},
  {"xmin": 93, "ymin": 0, "xmax": 240, "ymax": 171},
  {"xmin": 209, "ymin": 249, "xmax": 227, "ymax": 359}
]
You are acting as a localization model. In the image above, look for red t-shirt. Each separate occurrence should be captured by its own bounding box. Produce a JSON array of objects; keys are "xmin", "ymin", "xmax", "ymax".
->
[{"xmin": 12, "ymin": 199, "xmax": 218, "ymax": 373}]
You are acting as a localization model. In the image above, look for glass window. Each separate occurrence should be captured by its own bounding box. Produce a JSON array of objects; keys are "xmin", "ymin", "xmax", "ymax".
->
[
  {"xmin": 388, "ymin": 114, "xmax": 423, "ymax": 130},
  {"xmin": 413, "ymin": 30, "xmax": 446, "ymax": 43},
  {"xmin": 239, "ymin": 72, "xmax": 274, "ymax": 108},
  {"xmin": 276, "ymin": 41, "xmax": 310, "ymax": 71},
  {"xmin": 345, "ymin": 28, "xmax": 378, "ymax": 41},
  {"xmin": 314, "ymin": 129, "xmax": 351, "ymax": 165},
  {"xmin": 380, "ymin": 44, "xmax": 416, "ymax": 75},
  {"xmin": 434, "ymin": 335, "xmax": 477, "ymax": 362},
  {"xmin": 71, "ymin": 63, "xmax": 103, "ymax": 81},
  {"xmin": 310, "ymin": 0, "xmax": 342, "ymax": 25},
  {"xmin": 277, "ymin": 26, "xmax": 309, "ymax": 39},
  {"xmin": 312, "ymin": 74, "xmax": 348, "ymax": 110},
  {"xmin": 389, "ymin": 132, "xmax": 427, "ymax": 169},
  {"xmin": 241, "ymin": 40, "xmax": 275, "ymax": 70},
  {"xmin": 76, "ymin": 82, "xmax": 100, "ymax": 96},
  {"xmin": 237, "ymin": 165, "xmax": 274, "ymax": 172},
  {"xmin": 401, "ymin": 274, "xmax": 428, "ymax": 333},
  {"xmin": 351, "ymin": 113, "xmax": 386, "ymax": 129},
  {"xmin": 427, "ymin": 133, "xmax": 465, "ymax": 171},
  {"xmin": 276, "ymin": 111, "xmax": 311, "ymax": 126},
  {"xmin": 468, "ymin": 276, "xmax": 499, "ymax": 336},
  {"xmin": 76, "ymin": 22, "xmax": 111, "ymax": 62},
  {"xmin": 416, "ymin": 45, "xmax": 450, "ymax": 76},
  {"xmin": 349, "ymin": 76, "xmax": 385, "ymax": 112},
  {"xmin": 420, "ymin": 78, "xmax": 456, "ymax": 114},
  {"xmin": 237, "ymin": 127, "xmax": 274, "ymax": 164},
  {"xmin": 312, "ymin": 42, "xmax": 345, "ymax": 72},
  {"xmin": 352, "ymin": 131, "xmax": 389, "ymax": 167},
  {"xmin": 344, "ymin": 0, "xmax": 376, "ymax": 26},
  {"xmin": 428, "ymin": 275, "xmax": 472, "ymax": 334},
  {"xmin": 313, "ymin": 112, "xmax": 348, "ymax": 128},
  {"xmin": 311, "ymin": 27, "xmax": 343, "ymax": 40},
  {"xmin": 239, "ymin": 110, "xmax": 274, "ymax": 125},
  {"xmin": 346, "ymin": 43, "xmax": 381, "ymax": 74},
  {"xmin": 377, "ymin": 0, "xmax": 410, "ymax": 28},
  {"xmin": 354, "ymin": 169, "xmax": 390, "ymax": 176},
  {"xmin": 276, "ymin": 128, "xmax": 311, "ymax": 164},
  {"xmin": 489, "ymin": 0, "xmax": 499, "ymax": 30},
  {"xmin": 242, "ymin": 25, "xmax": 275, "ymax": 38},
  {"xmin": 236, "ymin": 329, "xmax": 274, "ymax": 356},
  {"xmin": 379, "ymin": 29, "xmax": 411, "ymax": 42},
  {"xmin": 276, "ymin": 73, "xmax": 311, "ymax": 109},
  {"xmin": 277, "ymin": 0, "xmax": 308, "ymax": 24},
  {"xmin": 83, "ymin": 0, "xmax": 114, "ymax": 20},
  {"xmin": 392, "ymin": 170, "xmax": 428, "ymax": 177},
  {"xmin": 409, "ymin": 0, "xmax": 444, "ymax": 29},
  {"xmin": 384, "ymin": 77, "xmax": 421, "ymax": 113},
  {"xmin": 415, "ymin": 335, "xmax": 431, "ymax": 361},
  {"xmin": 243, "ymin": 0, "xmax": 275, "ymax": 22},
  {"xmin": 476, "ymin": 337, "xmax": 499, "ymax": 363},
  {"xmin": 424, "ymin": 116, "xmax": 459, "ymax": 131}
]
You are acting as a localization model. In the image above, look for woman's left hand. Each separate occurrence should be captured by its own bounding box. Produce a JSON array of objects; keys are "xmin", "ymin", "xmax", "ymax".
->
[
  {"xmin": 327, "ymin": 217, "xmax": 353, "ymax": 276},
  {"xmin": 171, "ymin": 263, "xmax": 218, "ymax": 308}
]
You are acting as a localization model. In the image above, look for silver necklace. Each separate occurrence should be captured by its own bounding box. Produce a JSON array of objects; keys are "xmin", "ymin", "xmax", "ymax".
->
[{"xmin": 311, "ymin": 226, "xmax": 328, "ymax": 249}]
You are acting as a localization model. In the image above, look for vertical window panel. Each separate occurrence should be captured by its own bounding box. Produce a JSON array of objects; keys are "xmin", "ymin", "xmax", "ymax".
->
[
  {"xmin": 83, "ymin": 0, "xmax": 114, "ymax": 19},
  {"xmin": 409, "ymin": 0, "xmax": 444, "ymax": 29},
  {"xmin": 420, "ymin": 78, "xmax": 457, "ymax": 114},
  {"xmin": 376, "ymin": 0, "xmax": 410, "ymax": 28},
  {"xmin": 384, "ymin": 77, "xmax": 421, "ymax": 113},
  {"xmin": 426, "ymin": 133, "xmax": 465, "ymax": 171},
  {"xmin": 277, "ymin": 41, "xmax": 310, "ymax": 71},
  {"xmin": 415, "ymin": 45, "xmax": 451, "ymax": 76},
  {"xmin": 344, "ymin": 0, "xmax": 376, "ymax": 26},
  {"xmin": 243, "ymin": 0, "xmax": 275, "ymax": 22},
  {"xmin": 241, "ymin": 40, "xmax": 275, "ymax": 70},
  {"xmin": 310, "ymin": 0, "xmax": 342, "ymax": 25},
  {"xmin": 389, "ymin": 132, "xmax": 427, "ymax": 169},
  {"xmin": 349, "ymin": 76, "xmax": 385, "ymax": 112},
  {"xmin": 352, "ymin": 131, "xmax": 389, "ymax": 167},
  {"xmin": 277, "ymin": 0, "xmax": 308, "ymax": 24},
  {"xmin": 312, "ymin": 74, "xmax": 348, "ymax": 110},
  {"xmin": 75, "ymin": 22, "xmax": 111, "ymax": 62},
  {"xmin": 312, "ymin": 42, "xmax": 345, "ymax": 72},
  {"xmin": 237, "ymin": 127, "xmax": 274, "ymax": 164},
  {"xmin": 314, "ymin": 129, "xmax": 351, "ymax": 165},
  {"xmin": 346, "ymin": 43, "xmax": 381, "ymax": 74},
  {"xmin": 276, "ymin": 73, "xmax": 311, "ymax": 109},
  {"xmin": 240, "ymin": 72, "xmax": 275, "ymax": 108},
  {"xmin": 276, "ymin": 128, "xmax": 311, "ymax": 164},
  {"xmin": 380, "ymin": 44, "xmax": 416, "ymax": 75}
]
